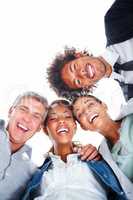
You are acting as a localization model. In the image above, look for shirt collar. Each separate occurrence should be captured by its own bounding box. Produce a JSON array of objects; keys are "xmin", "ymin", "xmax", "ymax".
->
[{"xmin": 47, "ymin": 152, "xmax": 79, "ymax": 166}]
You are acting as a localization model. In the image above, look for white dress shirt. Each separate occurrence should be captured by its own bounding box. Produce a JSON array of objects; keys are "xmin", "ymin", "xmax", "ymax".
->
[
  {"xmin": 102, "ymin": 38, "xmax": 133, "ymax": 84},
  {"xmin": 35, "ymin": 153, "xmax": 107, "ymax": 200},
  {"xmin": 91, "ymin": 77, "xmax": 126, "ymax": 120}
]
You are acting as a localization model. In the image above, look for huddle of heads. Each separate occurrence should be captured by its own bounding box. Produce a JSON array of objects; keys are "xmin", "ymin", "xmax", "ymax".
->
[
  {"xmin": 9, "ymin": 46, "xmax": 109, "ymax": 142},
  {"xmin": 11, "ymin": 92, "xmax": 105, "ymax": 135}
]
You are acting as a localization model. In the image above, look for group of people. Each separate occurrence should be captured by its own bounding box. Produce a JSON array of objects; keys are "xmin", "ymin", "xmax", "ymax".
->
[{"xmin": 1, "ymin": 0, "xmax": 133, "ymax": 199}]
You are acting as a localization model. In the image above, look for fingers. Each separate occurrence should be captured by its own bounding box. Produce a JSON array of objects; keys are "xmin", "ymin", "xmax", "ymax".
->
[
  {"xmin": 73, "ymin": 146, "xmax": 82, "ymax": 154},
  {"xmin": 92, "ymin": 154, "xmax": 102, "ymax": 161},
  {"xmin": 79, "ymin": 144, "xmax": 100, "ymax": 161},
  {"xmin": 73, "ymin": 141, "xmax": 83, "ymax": 153},
  {"xmin": 73, "ymin": 143, "xmax": 102, "ymax": 161}
]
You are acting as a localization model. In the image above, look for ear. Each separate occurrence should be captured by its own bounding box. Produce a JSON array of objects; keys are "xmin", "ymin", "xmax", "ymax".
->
[{"xmin": 102, "ymin": 102, "xmax": 108, "ymax": 111}]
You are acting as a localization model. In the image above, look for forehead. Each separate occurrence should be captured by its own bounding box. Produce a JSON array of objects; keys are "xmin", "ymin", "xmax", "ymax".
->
[
  {"xmin": 17, "ymin": 97, "xmax": 46, "ymax": 110},
  {"xmin": 75, "ymin": 96, "xmax": 96, "ymax": 104},
  {"xmin": 72, "ymin": 56, "xmax": 92, "ymax": 63},
  {"xmin": 73, "ymin": 96, "xmax": 97, "ymax": 109},
  {"xmin": 48, "ymin": 103, "xmax": 72, "ymax": 114}
]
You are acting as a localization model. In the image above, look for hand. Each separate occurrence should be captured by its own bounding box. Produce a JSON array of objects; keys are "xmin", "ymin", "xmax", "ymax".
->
[{"xmin": 73, "ymin": 144, "xmax": 102, "ymax": 161}]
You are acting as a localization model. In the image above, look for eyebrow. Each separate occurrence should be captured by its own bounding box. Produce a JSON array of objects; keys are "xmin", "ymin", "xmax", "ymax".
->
[
  {"xmin": 19, "ymin": 105, "xmax": 28, "ymax": 108},
  {"xmin": 18, "ymin": 105, "xmax": 29, "ymax": 111},
  {"xmin": 84, "ymin": 99, "xmax": 91, "ymax": 104},
  {"xmin": 19, "ymin": 105, "xmax": 43, "ymax": 117}
]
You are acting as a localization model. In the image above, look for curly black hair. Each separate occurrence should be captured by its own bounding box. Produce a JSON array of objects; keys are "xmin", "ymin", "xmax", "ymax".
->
[{"xmin": 47, "ymin": 46, "xmax": 92, "ymax": 101}]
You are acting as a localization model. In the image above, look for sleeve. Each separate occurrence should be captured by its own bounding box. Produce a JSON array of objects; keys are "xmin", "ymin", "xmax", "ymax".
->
[
  {"xmin": 101, "ymin": 47, "xmax": 119, "ymax": 68},
  {"xmin": 92, "ymin": 78, "xmax": 126, "ymax": 120}
]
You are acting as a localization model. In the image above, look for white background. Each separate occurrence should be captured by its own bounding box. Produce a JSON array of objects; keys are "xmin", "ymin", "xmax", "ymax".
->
[{"xmin": 0, "ymin": 0, "xmax": 114, "ymax": 164}]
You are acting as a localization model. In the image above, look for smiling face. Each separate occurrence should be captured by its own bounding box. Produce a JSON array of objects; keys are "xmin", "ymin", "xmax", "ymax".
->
[
  {"xmin": 61, "ymin": 56, "xmax": 107, "ymax": 89},
  {"xmin": 73, "ymin": 96, "xmax": 108, "ymax": 131},
  {"xmin": 8, "ymin": 97, "xmax": 47, "ymax": 148},
  {"xmin": 45, "ymin": 102, "xmax": 76, "ymax": 146}
]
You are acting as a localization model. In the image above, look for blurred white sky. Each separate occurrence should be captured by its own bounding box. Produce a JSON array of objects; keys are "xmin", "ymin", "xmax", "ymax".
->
[{"xmin": 0, "ymin": 0, "xmax": 114, "ymax": 164}]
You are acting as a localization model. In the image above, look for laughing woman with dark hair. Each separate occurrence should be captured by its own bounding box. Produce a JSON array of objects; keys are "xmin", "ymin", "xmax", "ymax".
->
[{"xmin": 73, "ymin": 94, "xmax": 133, "ymax": 184}]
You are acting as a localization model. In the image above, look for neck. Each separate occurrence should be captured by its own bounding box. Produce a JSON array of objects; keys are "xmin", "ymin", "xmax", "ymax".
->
[
  {"xmin": 53, "ymin": 143, "xmax": 73, "ymax": 162},
  {"xmin": 101, "ymin": 119, "xmax": 121, "ymax": 144},
  {"xmin": 98, "ymin": 56, "xmax": 112, "ymax": 77},
  {"xmin": 10, "ymin": 141, "xmax": 23, "ymax": 154}
]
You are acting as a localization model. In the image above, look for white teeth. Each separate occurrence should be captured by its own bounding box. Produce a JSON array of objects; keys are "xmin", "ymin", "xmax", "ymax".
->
[
  {"xmin": 57, "ymin": 128, "xmax": 68, "ymax": 134},
  {"xmin": 88, "ymin": 65, "xmax": 94, "ymax": 78},
  {"xmin": 89, "ymin": 114, "xmax": 98, "ymax": 123},
  {"xmin": 18, "ymin": 123, "xmax": 28, "ymax": 131}
]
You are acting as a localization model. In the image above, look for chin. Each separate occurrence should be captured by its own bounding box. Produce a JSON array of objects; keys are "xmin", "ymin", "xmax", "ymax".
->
[{"xmin": 81, "ymin": 125, "xmax": 89, "ymax": 131}]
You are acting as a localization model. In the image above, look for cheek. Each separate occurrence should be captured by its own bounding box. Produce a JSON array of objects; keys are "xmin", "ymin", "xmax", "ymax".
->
[
  {"xmin": 31, "ymin": 120, "xmax": 42, "ymax": 131},
  {"xmin": 80, "ymin": 116, "xmax": 87, "ymax": 126},
  {"xmin": 80, "ymin": 117, "xmax": 92, "ymax": 130},
  {"xmin": 47, "ymin": 123, "xmax": 57, "ymax": 135},
  {"xmin": 80, "ymin": 78, "xmax": 90, "ymax": 86}
]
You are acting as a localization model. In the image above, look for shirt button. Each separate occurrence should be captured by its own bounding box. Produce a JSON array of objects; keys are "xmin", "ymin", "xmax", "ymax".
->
[
  {"xmin": 6, "ymin": 172, "xmax": 9, "ymax": 177},
  {"xmin": 120, "ymin": 191, "xmax": 124, "ymax": 195}
]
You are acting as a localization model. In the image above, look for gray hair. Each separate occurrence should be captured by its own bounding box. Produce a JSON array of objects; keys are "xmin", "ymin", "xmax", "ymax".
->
[{"xmin": 12, "ymin": 91, "xmax": 48, "ymax": 121}]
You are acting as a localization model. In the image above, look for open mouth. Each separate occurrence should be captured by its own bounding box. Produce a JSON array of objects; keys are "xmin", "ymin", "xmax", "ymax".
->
[
  {"xmin": 17, "ymin": 123, "xmax": 29, "ymax": 133},
  {"xmin": 89, "ymin": 113, "xmax": 98, "ymax": 123},
  {"xmin": 57, "ymin": 127, "xmax": 69, "ymax": 135},
  {"xmin": 86, "ymin": 64, "xmax": 95, "ymax": 78}
]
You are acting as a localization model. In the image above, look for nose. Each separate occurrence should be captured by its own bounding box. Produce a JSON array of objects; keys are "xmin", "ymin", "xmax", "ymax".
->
[
  {"xmin": 58, "ymin": 118, "xmax": 65, "ymax": 125},
  {"xmin": 78, "ymin": 68, "xmax": 86, "ymax": 77}
]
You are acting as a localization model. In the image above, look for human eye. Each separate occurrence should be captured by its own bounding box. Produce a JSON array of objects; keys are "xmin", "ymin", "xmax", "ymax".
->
[
  {"xmin": 75, "ymin": 79, "xmax": 81, "ymax": 86},
  {"xmin": 87, "ymin": 102, "xmax": 95, "ymax": 108},
  {"xmin": 33, "ymin": 114, "xmax": 42, "ymax": 121},
  {"xmin": 48, "ymin": 116, "xmax": 57, "ymax": 121}
]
